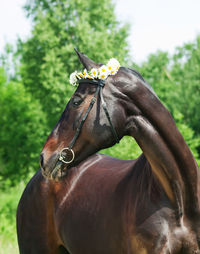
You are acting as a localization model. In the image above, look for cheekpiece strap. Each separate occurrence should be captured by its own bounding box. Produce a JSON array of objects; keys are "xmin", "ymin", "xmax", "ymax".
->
[{"xmin": 66, "ymin": 77, "xmax": 118, "ymax": 155}]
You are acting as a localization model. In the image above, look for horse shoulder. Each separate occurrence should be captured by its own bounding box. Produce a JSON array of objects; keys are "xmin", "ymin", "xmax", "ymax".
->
[{"xmin": 17, "ymin": 170, "xmax": 63, "ymax": 252}]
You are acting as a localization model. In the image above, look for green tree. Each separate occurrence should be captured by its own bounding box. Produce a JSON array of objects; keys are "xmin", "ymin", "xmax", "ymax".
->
[
  {"xmin": 174, "ymin": 111, "xmax": 200, "ymax": 167},
  {"xmin": 0, "ymin": 68, "xmax": 47, "ymax": 185},
  {"xmin": 138, "ymin": 50, "xmax": 178, "ymax": 112},
  {"xmin": 171, "ymin": 36, "xmax": 200, "ymax": 135},
  {"xmin": 18, "ymin": 0, "xmax": 130, "ymax": 128},
  {"xmin": 139, "ymin": 37, "xmax": 200, "ymax": 138}
]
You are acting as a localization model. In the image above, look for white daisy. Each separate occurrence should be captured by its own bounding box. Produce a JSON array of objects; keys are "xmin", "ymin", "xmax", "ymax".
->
[
  {"xmin": 99, "ymin": 65, "xmax": 109, "ymax": 74},
  {"xmin": 98, "ymin": 72, "xmax": 107, "ymax": 80},
  {"xmin": 107, "ymin": 58, "xmax": 120, "ymax": 75},
  {"xmin": 83, "ymin": 69, "xmax": 88, "ymax": 78},
  {"xmin": 107, "ymin": 58, "xmax": 120, "ymax": 68},
  {"xmin": 70, "ymin": 71, "xmax": 78, "ymax": 86},
  {"xmin": 77, "ymin": 72, "xmax": 84, "ymax": 79},
  {"xmin": 98, "ymin": 71, "xmax": 109, "ymax": 80},
  {"xmin": 110, "ymin": 68, "xmax": 118, "ymax": 75},
  {"xmin": 90, "ymin": 68, "xmax": 98, "ymax": 78},
  {"xmin": 87, "ymin": 74, "xmax": 93, "ymax": 79},
  {"xmin": 98, "ymin": 65, "xmax": 109, "ymax": 80},
  {"xmin": 83, "ymin": 69, "xmax": 94, "ymax": 79}
]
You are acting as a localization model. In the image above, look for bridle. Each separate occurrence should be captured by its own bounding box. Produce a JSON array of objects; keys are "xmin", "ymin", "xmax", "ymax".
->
[{"xmin": 59, "ymin": 78, "xmax": 119, "ymax": 164}]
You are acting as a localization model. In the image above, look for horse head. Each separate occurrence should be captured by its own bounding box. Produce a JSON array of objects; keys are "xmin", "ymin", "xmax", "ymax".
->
[{"xmin": 40, "ymin": 50, "xmax": 150, "ymax": 180}]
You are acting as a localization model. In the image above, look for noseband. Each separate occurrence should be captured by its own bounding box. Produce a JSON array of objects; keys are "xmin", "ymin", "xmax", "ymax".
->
[{"xmin": 59, "ymin": 79, "xmax": 119, "ymax": 164}]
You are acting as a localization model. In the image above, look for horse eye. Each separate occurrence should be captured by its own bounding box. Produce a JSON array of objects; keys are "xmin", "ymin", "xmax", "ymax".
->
[{"xmin": 72, "ymin": 96, "xmax": 83, "ymax": 107}]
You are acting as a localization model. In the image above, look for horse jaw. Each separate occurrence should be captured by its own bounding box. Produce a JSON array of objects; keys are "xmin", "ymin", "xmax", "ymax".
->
[{"xmin": 74, "ymin": 48, "xmax": 101, "ymax": 70}]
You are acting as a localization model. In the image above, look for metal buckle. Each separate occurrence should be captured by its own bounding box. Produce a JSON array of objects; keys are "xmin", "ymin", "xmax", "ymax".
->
[{"xmin": 59, "ymin": 147, "xmax": 75, "ymax": 164}]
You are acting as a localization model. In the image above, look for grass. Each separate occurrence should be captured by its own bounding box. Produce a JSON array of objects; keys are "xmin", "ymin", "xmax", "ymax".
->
[{"xmin": 0, "ymin": 182, "xmax": 25, "ymax": 254}]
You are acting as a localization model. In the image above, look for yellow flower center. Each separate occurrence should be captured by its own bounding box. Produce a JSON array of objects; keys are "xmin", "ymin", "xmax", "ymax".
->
[
  {"xmin": 102, "ymin": 68, "xmax": 105, "ymax": 72},
  {"xmin": 111, "ymin": 70, "xmax": 114, "ymax": 74},
  {"xmin": 80, "ymin": 73, "xmax": 83, "ymax": 77},
  {"xmin": 117, "ymin": 66, "xmax": 119, "ymax": 70},
  {"xmin": 92, "ymin": 71, "xmax": 96, "ymax": 75},
  {"xmin": 101, "ymin": 74, "xmax": 105, "ymax": 78},
  {"xmin": 108, "ymin": 66, "xmax": 112, "ymax": 70}
]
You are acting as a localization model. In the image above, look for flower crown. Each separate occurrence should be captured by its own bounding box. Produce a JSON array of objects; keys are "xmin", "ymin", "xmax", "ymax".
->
[{"xmin": 69, "ymin": 58, "xmax": 120, "ymax": 86}]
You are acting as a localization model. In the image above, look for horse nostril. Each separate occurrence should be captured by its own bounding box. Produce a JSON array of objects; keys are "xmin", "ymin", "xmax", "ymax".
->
[{"xmin": 40, "ymin": 153, "xmax": 44, "ymax": 169}]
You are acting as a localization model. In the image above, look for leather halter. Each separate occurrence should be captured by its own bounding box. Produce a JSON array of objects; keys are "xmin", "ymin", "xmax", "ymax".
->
[{"xmin": 59, "ymin": 79, "xmax": 119, "ymax": 164}]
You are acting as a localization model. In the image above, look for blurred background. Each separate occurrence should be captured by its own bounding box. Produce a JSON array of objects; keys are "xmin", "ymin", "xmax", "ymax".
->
[{"xmin": 0, "ymin": 0, "xmax": 199, "ymax": 253}]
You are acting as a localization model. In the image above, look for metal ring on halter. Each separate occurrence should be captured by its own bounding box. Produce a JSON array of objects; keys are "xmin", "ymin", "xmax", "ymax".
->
[{"xmin": 59, "ymin": 147, "xmax": 75, "ymax": 164}]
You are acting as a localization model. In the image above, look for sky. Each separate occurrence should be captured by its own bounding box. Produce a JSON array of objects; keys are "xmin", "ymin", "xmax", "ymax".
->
[{"xmin": 0, "ymin": 0, "xmax": 200, "ymax": 63}]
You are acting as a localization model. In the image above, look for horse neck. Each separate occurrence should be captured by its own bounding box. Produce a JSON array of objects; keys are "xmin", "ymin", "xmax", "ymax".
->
[{"xmin": 124, "ymin": 81, "xmax": 200, "ymax": 218}]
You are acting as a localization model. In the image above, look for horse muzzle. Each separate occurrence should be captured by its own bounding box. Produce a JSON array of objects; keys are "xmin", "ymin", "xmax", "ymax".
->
[{"xmin": 40, "ymin": 151, "xmax": 73, "ymax": 180}]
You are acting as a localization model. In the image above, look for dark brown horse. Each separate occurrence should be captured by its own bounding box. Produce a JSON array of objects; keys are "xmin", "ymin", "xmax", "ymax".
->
[{"xmin": 17, "ymin": 50, "xmax": 200, "ymax": 254}]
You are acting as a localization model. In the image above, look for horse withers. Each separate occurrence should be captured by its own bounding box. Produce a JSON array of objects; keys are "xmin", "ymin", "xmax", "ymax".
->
[{"xmin": 17, "ymin": 50, "xmax": 200, "ymax": 254}]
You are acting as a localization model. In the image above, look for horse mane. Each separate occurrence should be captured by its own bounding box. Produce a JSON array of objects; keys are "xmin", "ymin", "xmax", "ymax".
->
[
  {"xmin": 126, "ymin": 67, "xmax": 146, "ymax": 82},
  {"xmin": 121, "ymin": 67, "xmax": 157, "ymax": 97},
  {"xmin": 117, "ymin": 67, "xmax": 162, "ymax": 207}
]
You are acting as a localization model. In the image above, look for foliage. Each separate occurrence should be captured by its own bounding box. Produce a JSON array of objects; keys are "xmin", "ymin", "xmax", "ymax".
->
[
  {"xmin": 138, "ymin": 50, "xmax": 177, "ymax": 112},
  {"xmin": 18, "ymin": 0, "xmax": 130, "ymax": 128},
  {"xmin": 101, "ymin": 136, "xmax": 142, "ymax": 160},
  {"xmin": 0, "ymin": 68, "xmax": 47, "ymax": 185},
  {"xmin": 174, "ymin": 111, "xmax": 200, "ymax": 167},
  {"xmin": 0, "ymin": 44, "xmax": 19, "ymax": 81},
  {"xmin": 139, "ymin": 37, "xmax": 200, "ymax": 138},
  {"xmin": 171, "ymin": 36, "xmax": 200, "ymax": 135}
]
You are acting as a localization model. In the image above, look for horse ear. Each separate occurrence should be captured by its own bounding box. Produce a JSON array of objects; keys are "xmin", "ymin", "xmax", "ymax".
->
[{"xmin": 74, "ymin": 48, "xmax": 101, "ymax": 70}]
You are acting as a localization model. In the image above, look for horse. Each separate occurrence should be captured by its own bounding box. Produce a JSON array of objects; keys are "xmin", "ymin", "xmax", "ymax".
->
[{"xmin": 17, "ymin": 49, "xmax": 200, "ymax": 254}]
